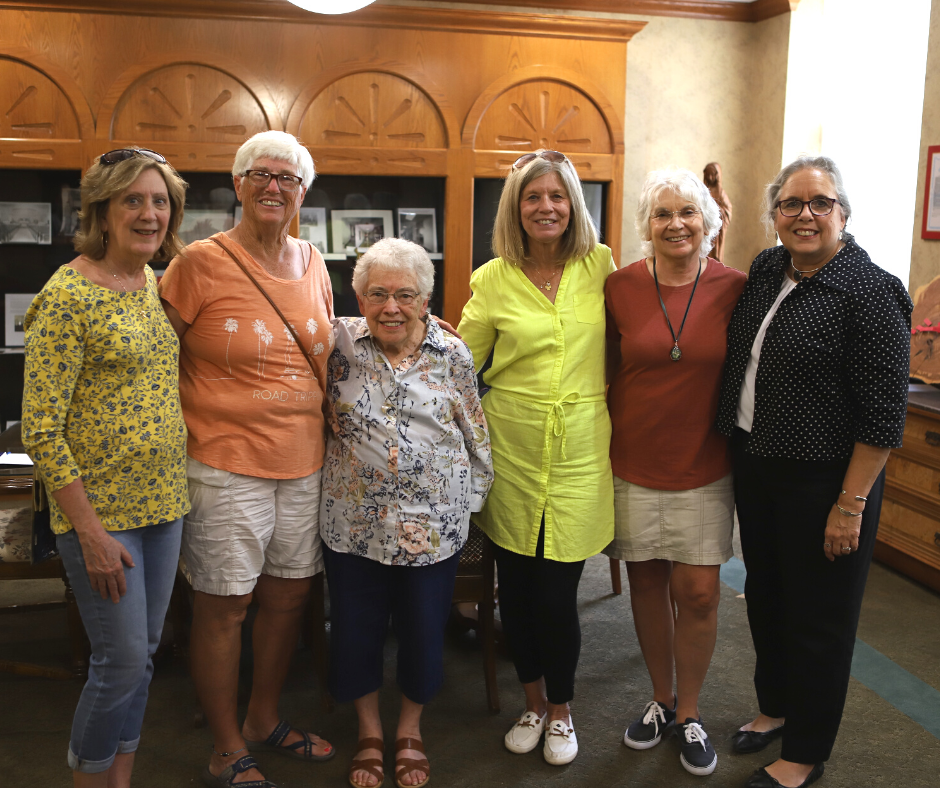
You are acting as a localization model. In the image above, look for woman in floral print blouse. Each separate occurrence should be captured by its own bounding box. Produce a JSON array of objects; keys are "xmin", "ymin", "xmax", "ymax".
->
[
  {"xmin": 21, "ymin": 147, "xmax": 189, "ymax": 788},
  {"xmin": 320, "ymin": 237, "xmax": 493, "ymax": 788}
]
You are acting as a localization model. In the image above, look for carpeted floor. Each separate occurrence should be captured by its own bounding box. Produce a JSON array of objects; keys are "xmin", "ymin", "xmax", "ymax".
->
[{"xmin": 1, "ymin": 542, "xmax": 939, "ymax": 788}]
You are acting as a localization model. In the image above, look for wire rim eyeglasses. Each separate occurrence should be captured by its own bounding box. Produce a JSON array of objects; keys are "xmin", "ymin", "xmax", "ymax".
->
[
  {"xmin": 512, "ymin": 150, "xmax": 569, "ymax": 170},
  {"xmin": 650, "ymin": 208, "xmax": 701, "ymax": 223},
  {"xmin": 242, "ymin": 170, "xmax": 304, "ymax": 192},
  {"xmin": 363, "ymin": 289, "xmax": 421, "ymax": 306},
  {"xmin": 100, "ymin": 148, "xmax": 168, "ymax": 166},
  {"xmin": 775, "ymin": 197, "xmax": 841, "ymax": 217}
]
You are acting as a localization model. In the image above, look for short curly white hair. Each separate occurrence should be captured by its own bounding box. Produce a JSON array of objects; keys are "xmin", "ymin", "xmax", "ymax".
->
[
  {"xmin": 352, "ymin": 237, "xmax": 435, "ymax": 297},
  {"xmin": 232, "ymin": 130, "xmax": 316, "ymax": 188},
  {"xmin": 634, "ymin": 169, "xmax": 722, "ymax": 259}
]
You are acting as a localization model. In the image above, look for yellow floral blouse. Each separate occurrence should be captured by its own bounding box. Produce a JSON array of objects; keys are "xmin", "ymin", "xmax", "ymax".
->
[{"xmin": 21, "ymin": 262, "xmax": 190, "ymax": 534}]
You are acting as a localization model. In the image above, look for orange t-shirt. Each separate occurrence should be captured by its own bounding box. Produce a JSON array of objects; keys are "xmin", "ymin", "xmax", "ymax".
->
[
  {"xmin": 606, "ymin": 258, "xmax": 746, "ymax": 491},
  {"xmin": 159, "ymin": 234, "xmax": 334, "ymax": 479}
]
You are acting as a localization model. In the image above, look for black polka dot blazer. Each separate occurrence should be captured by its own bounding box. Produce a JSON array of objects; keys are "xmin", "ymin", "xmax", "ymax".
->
[{"xmin": 716, "ymin": 241, "xmax": 913, "ymax": 461}]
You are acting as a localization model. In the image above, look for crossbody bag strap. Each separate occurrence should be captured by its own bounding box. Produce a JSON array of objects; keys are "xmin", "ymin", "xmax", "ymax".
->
[{"xmin": 210, "ymin": 235, "xmax": 318, "ymax": 376}]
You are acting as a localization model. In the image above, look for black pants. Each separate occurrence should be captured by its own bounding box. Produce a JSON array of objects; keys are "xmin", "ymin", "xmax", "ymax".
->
[
  {"xmin": 491, "ymin": 521, "xmax": 585, "ymax": 705},
  {"xmin": 731, "ymin": 428, "xmax": 884, "ymax": 764}
]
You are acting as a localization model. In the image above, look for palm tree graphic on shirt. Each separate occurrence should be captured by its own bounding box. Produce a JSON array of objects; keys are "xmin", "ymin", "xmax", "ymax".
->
[
  {"xmin": 224, "ymin": 318, "xmax": 238, "ymax": 374},
  {"xmin": 307, "ymin": 317, "xmax": 325, "ymax": 357},
  {"xmin": 253, "ymin": 319, "xmax": 273, "ymax": 379}
]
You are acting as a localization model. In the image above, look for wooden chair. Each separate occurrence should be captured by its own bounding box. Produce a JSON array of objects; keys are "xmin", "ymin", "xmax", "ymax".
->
[
  {"xmin": 451, "ymin": 519, "xmax": 499, "ymax": 713},
  {"xmin": 0, "ymin": 470, "xmax": 89, "ymax": 680}
]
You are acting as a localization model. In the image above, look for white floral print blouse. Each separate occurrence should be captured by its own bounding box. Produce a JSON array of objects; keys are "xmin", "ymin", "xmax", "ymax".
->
[{"xmin": 320, "ymin": 317, "xmax": 493, "ymax": 566}]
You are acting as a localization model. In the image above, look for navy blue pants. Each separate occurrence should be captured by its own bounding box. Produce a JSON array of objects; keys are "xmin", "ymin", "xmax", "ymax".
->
[{"xmin": 323, "ymin": 546, "xmax": 461, "ymax": 705}]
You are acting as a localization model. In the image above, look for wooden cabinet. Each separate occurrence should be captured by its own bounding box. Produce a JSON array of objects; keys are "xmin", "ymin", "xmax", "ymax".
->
[
  {"xmin": 0, "ymin": 2, "xmax": 645, "ymax": 325},
  {"xmin": 877, "ymin": 385, "xmax": 940, "ymax": 592}
]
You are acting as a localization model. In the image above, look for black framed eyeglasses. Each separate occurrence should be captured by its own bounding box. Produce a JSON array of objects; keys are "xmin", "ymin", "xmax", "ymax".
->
[
  {"xmin": 243, "ymin": 170, "xmax": 304, "ymax": 192},
  {"xmin": 512, "ymin": 150, "xmax": 568, "ymax": 170},
  {"xmin": 100, "ymin": 148, "xmax": 168, "ymax": 166},
  {"xmin": 363, "ymin": 289, "xmax": 420, "ymax": 306},
  {"xmin": 776, "ymin": 197, "xmax": 841, "ymax": 217}
]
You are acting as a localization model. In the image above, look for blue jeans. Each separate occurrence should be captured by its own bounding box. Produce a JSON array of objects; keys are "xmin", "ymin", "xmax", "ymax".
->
[{"xmin": 56, "ymin": 518, "xmax": 183, "ymax": 774}]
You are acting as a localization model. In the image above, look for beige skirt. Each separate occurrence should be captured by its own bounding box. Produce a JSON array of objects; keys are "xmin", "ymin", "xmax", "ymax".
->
[{"xmin": 604, "ymin": 473, "xmax": 734, "ymax": 565}]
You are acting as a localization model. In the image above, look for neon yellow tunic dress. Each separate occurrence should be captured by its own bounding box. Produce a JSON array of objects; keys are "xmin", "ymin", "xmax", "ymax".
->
[{"xmin": 457, "ymin": 244, "xmax": 615, "ymax": 562}]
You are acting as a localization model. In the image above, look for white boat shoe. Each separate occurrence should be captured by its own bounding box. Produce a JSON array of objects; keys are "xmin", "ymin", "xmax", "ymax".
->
[
  {"xmin": 504, "ymin": 711, "xmax": 548, "ymax": 754},
  {"xmin": 543, "ymin": 718, "xmax": 578, "ymax": 766}
]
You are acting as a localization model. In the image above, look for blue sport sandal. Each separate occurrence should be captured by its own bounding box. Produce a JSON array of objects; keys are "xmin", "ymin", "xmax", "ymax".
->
[
  {"xmin": 201, "ymin": 755, "xmax": 277, "ymax": 788},
  {"xmin": 245, "ymin": 720, "xmax": 335, "ymax": 761}
]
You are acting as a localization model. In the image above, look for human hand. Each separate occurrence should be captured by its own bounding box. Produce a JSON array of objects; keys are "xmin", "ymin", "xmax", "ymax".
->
[
  {"xmin": 430, "ymin": 314, "xmax": 461, "ymax": 339},
  {"xmin": 823, "ymin": 505, "xmax": 861, "ymax": 562},
  {"xmin": 79, "ymin": 527, "xmax": 135, "ymax": 602}
]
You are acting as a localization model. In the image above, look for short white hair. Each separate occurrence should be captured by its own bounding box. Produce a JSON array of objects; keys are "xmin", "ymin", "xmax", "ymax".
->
[
  {"xmin": 634, "ymin": 169, "xmax": 722, "ymax": 259},
  {"xmin": 352, "ymin": 237, "xmax": 434, "ymax": 297},
  {"xmin": 232, "ymin": 131, "xmax": 316, "ymax": 188}
]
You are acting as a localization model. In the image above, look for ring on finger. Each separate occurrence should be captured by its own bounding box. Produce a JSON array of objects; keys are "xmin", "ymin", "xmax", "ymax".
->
[
  {"xmin": 841, "ymin": 546, "xmax": 852, "ymax": 552},
  {"xmin": 824, "ymin": 542, "xmax": 831, "ymax": 548}
]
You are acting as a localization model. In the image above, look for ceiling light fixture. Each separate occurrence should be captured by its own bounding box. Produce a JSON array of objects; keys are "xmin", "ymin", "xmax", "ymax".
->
[{"xmin": 284, "ymin": 0, "xmax": 377, "ymax": 14}]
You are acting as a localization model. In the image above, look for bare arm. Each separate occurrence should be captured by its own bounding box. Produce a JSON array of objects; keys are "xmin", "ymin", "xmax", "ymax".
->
[
  {"xmin": 161, "ymin": 299, "xmax": 190, "ymax": 339},
  {"xmin": 823, "ymin": 442, "xmax": 891, "ymax": 562}
]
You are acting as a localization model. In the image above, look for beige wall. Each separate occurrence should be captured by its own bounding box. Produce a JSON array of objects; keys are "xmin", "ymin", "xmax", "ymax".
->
[
  {"xmin": 621, "ymin": 12, "xmax": 789, "ymax": 271},
  {"xmin": 910, "ymin": 0, "xmax": 940, "ymax": 298},
  {"xmin": 405, "ymin": 1, "xmax": 791, "ymax": 273}
]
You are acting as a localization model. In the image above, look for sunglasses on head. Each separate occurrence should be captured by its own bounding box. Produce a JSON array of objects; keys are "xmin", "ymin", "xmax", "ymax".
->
[
  {"xmin": 99, "ymin": 148, "xmax": 168, "ymax": 166},
  {"xmin": 512, "ymin": 150, "xmax": 568, "ymax": 170}
]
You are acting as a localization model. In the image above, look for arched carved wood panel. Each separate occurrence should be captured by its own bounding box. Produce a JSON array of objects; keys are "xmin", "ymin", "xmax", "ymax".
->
[
  {"xmin": 475, "ymin": 80, "xmax": 612, "ymax": 156},
  {"xmin": 108, "ymin": 64, "xmax": 270, "ymax": 145},
  {"xmin": 298, "ymin": 72, "xmax": 446, "ymax": 150},
  {"xmin": 0, "ymin": 53, "xmax": 92, "ymax": 167}
]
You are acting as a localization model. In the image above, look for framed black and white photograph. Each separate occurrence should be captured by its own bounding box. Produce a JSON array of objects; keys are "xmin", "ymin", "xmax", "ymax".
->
[
  {"xmin": 298, "ymin": 207, "xmax": 328, "ymax": 254},
  {"xmin": 331, "ymin": 209, "xmax": 393, "ymax": 254},
  {"xmin": 5, "ymin": 293, "xmax": 36, "ymax": 347},
  {"xmin": 59, "ymin": 187, "xmax": 82, "ymax": 236},
  {"xmin": 0, "ymin": 202, "xmax": 52, "ymax": 245},
  {"xmin": 179, "ymin": 209, "xmax": 233, "ymax": 245},
  {"xmin": 397, "ymin": 208, "xmax": 438, "ymax": 254}
]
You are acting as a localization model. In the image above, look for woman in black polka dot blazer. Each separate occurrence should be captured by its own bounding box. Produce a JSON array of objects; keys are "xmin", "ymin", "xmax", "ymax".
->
[{"xmin": 716, "ymin": 155, "xmax": 912, "ymax": 788}]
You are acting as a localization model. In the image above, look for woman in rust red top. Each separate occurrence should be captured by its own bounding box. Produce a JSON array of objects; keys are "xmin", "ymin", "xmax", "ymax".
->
[{"xmin": 605, "ymin": 169, "xmax": 745, "ymax": 778}]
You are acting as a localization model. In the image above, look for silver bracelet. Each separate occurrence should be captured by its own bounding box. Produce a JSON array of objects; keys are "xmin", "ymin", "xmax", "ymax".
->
[
  {"xmin": 836, "ymin": 503, "xmax": 863, "ymax": 517},
  {"xmin": 841, "ymin": 489, "xmax": 868, "ymax": 502}
]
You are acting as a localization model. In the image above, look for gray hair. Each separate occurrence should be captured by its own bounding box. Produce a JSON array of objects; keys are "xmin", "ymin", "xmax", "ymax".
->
[
  {"xmin": 232, "ymin": 130, "xmax": 316, "ymax": 188},
  {"xmin": 762, "ymin": 154, "xmax": 852, "ymax": 236},
  {"xmin": 352, "ymin": 237, "xmax": 435, "ymax": 297},
  {"xmin": 634, "ymin": 169, "xmax": 722, "ymax": 259}
]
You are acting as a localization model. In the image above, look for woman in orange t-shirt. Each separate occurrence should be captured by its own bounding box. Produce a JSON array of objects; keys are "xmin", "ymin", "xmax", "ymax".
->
[
  {"xmin": 160, "ymin": 131, "xmax": 334, "ymax": 788},
  {"xmin": 605, "ymin": 169, "xmax": 745, "ymax": 777}
]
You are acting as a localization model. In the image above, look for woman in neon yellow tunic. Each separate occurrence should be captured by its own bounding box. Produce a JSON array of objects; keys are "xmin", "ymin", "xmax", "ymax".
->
[{"xmin": 458, "ymin": 150, "xmax": 615, "ymax": 766}]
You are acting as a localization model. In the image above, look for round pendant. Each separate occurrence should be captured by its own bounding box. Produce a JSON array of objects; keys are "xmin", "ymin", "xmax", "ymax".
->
[
  {"xmin": 670, "ymin": 345, "xmax": 682, "ymax": 362},
  {"xmin": 793, "ymin": 270, "xmax": 803, "ymax": 281}
]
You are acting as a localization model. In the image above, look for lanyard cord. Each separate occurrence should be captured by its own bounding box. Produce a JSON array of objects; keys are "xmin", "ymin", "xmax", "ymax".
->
[{"xmin": 652, "ymin": 257, "xmax": 702, "ymax": 361}]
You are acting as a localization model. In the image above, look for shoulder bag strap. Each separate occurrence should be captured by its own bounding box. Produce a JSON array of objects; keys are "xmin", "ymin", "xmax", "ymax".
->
[{"xmin": 210, "ymin": 235, "xmax": 318, "ymax": 376}]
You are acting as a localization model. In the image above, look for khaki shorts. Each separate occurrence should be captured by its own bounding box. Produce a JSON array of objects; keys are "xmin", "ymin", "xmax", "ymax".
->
[
  {"xmin": 605, "ymin": 473, "xmax": 734, "ymax": 565},
  {"xmin": 180, "ymin": 457, "xmax": 323, "ymax": 596}
]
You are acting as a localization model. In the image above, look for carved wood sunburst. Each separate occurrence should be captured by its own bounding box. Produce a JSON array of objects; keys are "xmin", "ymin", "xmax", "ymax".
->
[
  {"xmin": 300, "ymin": 72, "xmax": 446, "ymax": 150},
  {"xmin": 0, "ymin": 59, "xmax": 80, "ymax": 144},
  {"xmin": 476, "ymin": 80, "xmax": 611, "ymax": 158},
  {"xmin": 111, "ymin": 64, "xmax": 269, "ymax": 144}
]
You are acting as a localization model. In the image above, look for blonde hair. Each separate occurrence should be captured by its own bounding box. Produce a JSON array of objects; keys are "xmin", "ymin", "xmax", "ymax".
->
[
  {"xmin": 74, "ymin": 152, "xmax": 187, "ymax": 262},
  {"xmin": 491, "ymin": 152, "xmax": 597, "ymax": 266}
]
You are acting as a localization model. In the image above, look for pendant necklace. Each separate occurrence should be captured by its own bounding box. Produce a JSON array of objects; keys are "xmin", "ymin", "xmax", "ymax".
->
[
  {"xmin": 652, "ymin": 257, "xmax": 702, "ymax": 362},
  {"xmin": 527, "ymin": 262, "xmax": 563, "ymax": 292},
  {"xmin": 790, "ymin": 259, "xmax": 825, "ymax": 281},
  {"xmin": 104, "ymin": 259, "xmax": 150, "ymax": 322}
]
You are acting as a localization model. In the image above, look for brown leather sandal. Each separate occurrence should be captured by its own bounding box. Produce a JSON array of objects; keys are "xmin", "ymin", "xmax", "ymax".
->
[
  {"xmin": 394, "ymin": 737, "xmax": 430, "ymax": 788},
  {"xmin": 349, "ymin": 737, "xmax": 385, "ymax": 788}
]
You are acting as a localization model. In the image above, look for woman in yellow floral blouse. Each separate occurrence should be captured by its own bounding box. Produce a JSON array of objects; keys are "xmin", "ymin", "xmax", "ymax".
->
[{"xmin": 21, "ymin": 148, "xmax": 189, "ymax": 788}]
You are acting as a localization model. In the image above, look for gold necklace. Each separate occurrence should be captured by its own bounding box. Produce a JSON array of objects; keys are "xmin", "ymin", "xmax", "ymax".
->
[
  {"xmin": 104, "ymin": 260, "xmax": 150, "ymax": 322},
  {"xmin": 526, "ymin": 262, "xmax": 564, "ymax": 291}
]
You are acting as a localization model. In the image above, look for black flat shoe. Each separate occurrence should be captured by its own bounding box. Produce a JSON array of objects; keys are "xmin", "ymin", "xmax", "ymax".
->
[
  {"xmin": 731, "ymin": 725, "xmax": 785, "ymax": 754},
  {"xmin": 744, "ymin": 762, "xmax": 824, "ymax": 788}
]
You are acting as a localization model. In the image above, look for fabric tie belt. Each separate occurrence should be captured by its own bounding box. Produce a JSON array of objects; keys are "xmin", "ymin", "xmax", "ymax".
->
[{"xmin": 550, "ymin": 393, "xmax": 582, "ymax": 459}]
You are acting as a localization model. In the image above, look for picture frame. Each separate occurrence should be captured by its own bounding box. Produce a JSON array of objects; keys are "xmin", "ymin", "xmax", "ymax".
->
[
  {"xmin": 298, "ymin": 207, "xmax": 328, "ymax": 254},
  {"xmin": 331, "ymin": 209, "xmax": 393, "ymax": 254},
  {"xmin": 5, "ymin": 293, "xmax": 37, "ymax": 347},
  {"xmin": 922, "ymin": 145, "xmax": 940, "ymax": 240},
  {"xmin": 0, "ymin": 202, "xmax": 52, "ymax": 245},
  {"xmin": 59, "ymin": 187, "xmax": 82, "ymax": 237},
  {"xmin": 179, "ymin": 209, "xmax": 233, "ymax": 245},
  {"xmin": 397, "ymin": 208, "xmax": 438, "ymax": 254}
]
